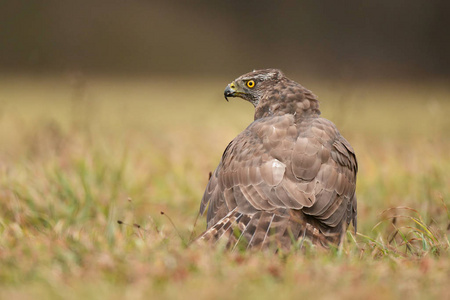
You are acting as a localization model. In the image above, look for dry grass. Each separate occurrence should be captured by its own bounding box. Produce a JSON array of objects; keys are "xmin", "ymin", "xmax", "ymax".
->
[{"xmin": 0, "ymin": 74, "xmax": 449, "ymax": 299}]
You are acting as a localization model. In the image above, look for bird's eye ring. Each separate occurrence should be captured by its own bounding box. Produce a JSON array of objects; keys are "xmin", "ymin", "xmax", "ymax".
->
[{"xmin": 246, "ymin": 80, "xmax": 255, "ymax": 88}]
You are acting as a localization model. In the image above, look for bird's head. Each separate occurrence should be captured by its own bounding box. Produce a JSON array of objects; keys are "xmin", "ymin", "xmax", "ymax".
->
[{"xmin": 224, "ymin": 69, "xmax": 285, "ymax": 107}]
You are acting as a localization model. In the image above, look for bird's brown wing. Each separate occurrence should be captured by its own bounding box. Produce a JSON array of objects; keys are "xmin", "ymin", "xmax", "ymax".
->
[{"xmin": 199, "ymin": 114, "xmax": 357, "ymax": 249}]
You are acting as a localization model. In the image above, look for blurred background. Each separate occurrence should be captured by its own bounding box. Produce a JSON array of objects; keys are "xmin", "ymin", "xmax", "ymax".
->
[
  {"xmin": 0, "ymin": 2, "xmax": 449, "ymax": 297},
  {"xmin": 1, "ymin": 0, "xmax": 450, "ymax": 80}
]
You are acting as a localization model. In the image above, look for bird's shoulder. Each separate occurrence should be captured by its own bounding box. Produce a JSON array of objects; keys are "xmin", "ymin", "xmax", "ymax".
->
[{"xmin": 221, "ymin": 114, "xmax": 352, "ymax": 165}]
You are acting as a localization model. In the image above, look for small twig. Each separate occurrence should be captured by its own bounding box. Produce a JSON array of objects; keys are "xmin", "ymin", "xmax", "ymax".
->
[
  {"xmin": 117, "ymin": 219, "xmax": 150, "ymax": 238},
  {"xmin": 161, "ymin": 211, "xmax": 187, "ymax": 246}
]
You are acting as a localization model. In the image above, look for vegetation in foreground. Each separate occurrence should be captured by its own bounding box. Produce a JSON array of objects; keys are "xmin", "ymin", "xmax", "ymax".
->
[{"xmin": 0, "ymin": 75, "xmax": 449, "ymax": 299}]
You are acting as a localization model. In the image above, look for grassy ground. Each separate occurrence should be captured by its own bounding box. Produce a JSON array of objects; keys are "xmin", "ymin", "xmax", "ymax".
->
[{"xmin": 0, "ymin": 74, "xmax": 449, "ymax": 299}]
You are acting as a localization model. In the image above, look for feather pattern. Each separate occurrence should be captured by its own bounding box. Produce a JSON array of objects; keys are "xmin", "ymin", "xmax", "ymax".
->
[{"xmin": 198, "ymin": 69, "xmax": 357, "ymax": 250}]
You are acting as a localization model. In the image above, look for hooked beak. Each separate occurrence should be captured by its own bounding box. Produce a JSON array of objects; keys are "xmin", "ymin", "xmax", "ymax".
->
[{"xmin": 224, "ymin": 83, "xmax": 237, "ymax": 102}]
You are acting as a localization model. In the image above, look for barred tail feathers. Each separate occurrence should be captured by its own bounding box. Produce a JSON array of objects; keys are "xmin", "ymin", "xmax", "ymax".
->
[{"xmin": 197, "ymin": 209, "xmax": 331, "ymax": 250}]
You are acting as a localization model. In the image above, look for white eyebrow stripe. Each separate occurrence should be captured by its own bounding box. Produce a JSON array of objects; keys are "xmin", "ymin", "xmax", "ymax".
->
[{"xmin": 240, "ymin": 72, "xmax": 276, "ymax": 81}]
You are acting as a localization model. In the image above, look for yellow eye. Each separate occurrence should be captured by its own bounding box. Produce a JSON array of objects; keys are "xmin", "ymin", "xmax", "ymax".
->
[{"xmin": 246, "ymin": 80, "xmax": 255, "ymax": 88}]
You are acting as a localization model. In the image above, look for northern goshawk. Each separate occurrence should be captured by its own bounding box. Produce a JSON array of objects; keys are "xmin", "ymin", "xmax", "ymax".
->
[{"xmin": 198, "ymin": 69, "xmax": 357, "ymax": 251}]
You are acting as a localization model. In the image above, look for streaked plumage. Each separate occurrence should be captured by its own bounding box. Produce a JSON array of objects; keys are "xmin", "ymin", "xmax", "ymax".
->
[{"xmin": 198, "ymin": 69, "xmax": 357, "ymax": 251}]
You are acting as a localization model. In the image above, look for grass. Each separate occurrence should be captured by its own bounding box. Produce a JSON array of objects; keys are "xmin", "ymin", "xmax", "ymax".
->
[{"xmin": 0, "ymin": 74, "xmax": 449, "ymax": 299}]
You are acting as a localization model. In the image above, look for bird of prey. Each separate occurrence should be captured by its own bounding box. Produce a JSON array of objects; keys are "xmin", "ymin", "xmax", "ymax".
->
[{"xmin": 198, "ymin": 69, "xmax": 357, "ymax": 251}]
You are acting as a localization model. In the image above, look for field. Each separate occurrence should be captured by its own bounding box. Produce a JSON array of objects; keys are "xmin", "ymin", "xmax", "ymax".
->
[{"xmin": 0, "ymin": 74, "xmax": 449, "ymax": 299}]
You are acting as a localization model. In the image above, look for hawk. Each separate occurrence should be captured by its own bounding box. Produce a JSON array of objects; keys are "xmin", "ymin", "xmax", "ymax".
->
[{"xmin": 198, "ymin": 69, "xmax": 357, "ymax": 251}]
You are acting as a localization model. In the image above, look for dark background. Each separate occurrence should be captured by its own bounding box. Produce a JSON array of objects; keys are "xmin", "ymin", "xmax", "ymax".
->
[{"xmin": 2, "ymin": 0, "xmax": 449, "ymax": 79}]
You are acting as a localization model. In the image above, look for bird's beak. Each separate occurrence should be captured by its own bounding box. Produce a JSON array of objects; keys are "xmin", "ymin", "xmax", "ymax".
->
[{"xmin": 224, "ymin": 82, "xmax": 237, "ymax": 102}]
